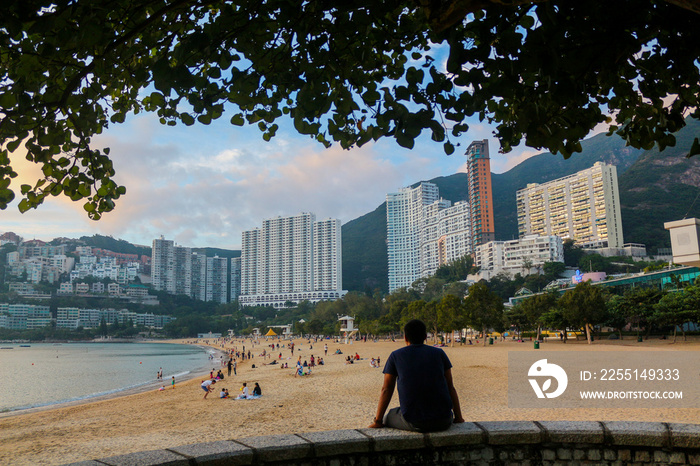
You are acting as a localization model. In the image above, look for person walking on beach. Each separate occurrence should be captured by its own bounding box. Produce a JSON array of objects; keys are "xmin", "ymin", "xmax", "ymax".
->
[
  {"xmin": 233, "ymin": 359, "xmax": 237, "ymax": 376},
  {"xmin": 324, "ymin": 343, "xmax": 328, "ymax": 356},
  {"xmin": 227, "ymin": 358, "xmax": 232, "ymax": 377},
  {"xmin": 172, "ymin": 376, "xmax": 175, "ymax": 389},
  {"xmin": 201, "ymin": 379, "xmax": 216, "ymax": 399},
  {"xmin": 369, "ymin": 319, "xmax": 464, "ymax": 432}
]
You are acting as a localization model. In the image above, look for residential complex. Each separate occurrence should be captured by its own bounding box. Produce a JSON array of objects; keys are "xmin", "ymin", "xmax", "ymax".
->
[
  {"xmin": 206, "ymin": 256, "xmax": 229, "ymax": 304},
  {"xmin": 475, "ymin": 235, "xmax": 564, "ymax": 277},
  {"xmin": 239, "ymin": 213, "xmax": 345, "ymax": 308},
  {"xmin": 151, "ymin": 237, "xmax": 231, "ymax": 303},
  {"xmin": 466, "ymin": 139, "xmax": 495, "ymax": 248},
  {"xmin": 419, "ymin": 200, "xmax": 472, "ymax": 279},
  {"xmin": 516, "ymin": 162, "xmax": 624, "ymax": 248},
  {"xmin": 0, "ymin": 304, "xmax": 174, "ymax": 331},
  {"xmin": 386, "ymin": 183, "xmax": 440, "ymax": 291},
  {"xmin": 387, "ymin": 182, "xmax": 472, "ymax": 292}
]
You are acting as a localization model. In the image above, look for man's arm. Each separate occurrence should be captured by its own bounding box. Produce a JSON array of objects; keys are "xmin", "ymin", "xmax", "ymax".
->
[
  {"xmin": 369, "ymin": 373, "xmax": 397, "ymax": 428},
  {"xmin": 445, "ymin": 368, "xmax": 465, "ymax": 423}
]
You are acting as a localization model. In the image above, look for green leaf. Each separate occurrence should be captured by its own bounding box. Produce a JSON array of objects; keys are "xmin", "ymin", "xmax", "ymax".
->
[
  {"xmin": 181, "ymin": 113, "xmax": 195, "ymax": 126},
  {"xmin": 230, "ymin": 114, "xmax": 245, "ymax": 126},
  {"xmin": 6, "ymin": 139, "xmax": 21, "ymax": 153}
]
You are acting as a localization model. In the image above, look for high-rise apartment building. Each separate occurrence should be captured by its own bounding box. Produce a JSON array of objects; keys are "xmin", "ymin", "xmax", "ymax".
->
[
  {"xmin": 206, "ymin": 256, "xmax": 228, "ymax": 304},
  {"xmin": 387, "ymin": 183, "xmax": 472, "ymax": 292},
  {"xmin": 419, "ymin": 200, "xmax": 472, "ymax": 279},
  {"xmin": 516, "ymin": 162, "xmax": 624, "ymax": 248},
  {"xmin": 173, "ymin": 246, "xmax": 192, "ymax": 297},
  {"xmin": 239, "ymin": 213, "xmax": 345, "ymax": 308},
  {"xmin": 152, "ymin": 237, "xmax": 231, "ymax": 302},
  {"xmin": 230, "ymin": 257, "xmax": 241, "ymax": 302},
  {"xmin": 151, "ymin": 237, "xmax": 175, "ymax": 292},
  {"xmin": 466, "ymin": 140, "xmax": 495, "ymax": 248},
  {"xmin": 191, "ymin": 252, "xmax": 207, "ymax": 301},
  {"xmin": 387, "ymin": 183, "xmax": 440, "ymax": 292}
]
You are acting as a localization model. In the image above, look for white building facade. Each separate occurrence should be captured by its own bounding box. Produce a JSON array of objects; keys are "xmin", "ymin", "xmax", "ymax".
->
[
  {"xmin": 239, "ymin": 213, "xmax": 346, "ymax": 308},
  {"xmin": 419, "ymin": 200, "xmax": 472, "ymax": 279},
  {"xmin": 475, "ymin": 235, "xmax": 564, "ymax": 275},
  {"xmin": 386, "ymin": 183, "xmax": 440, "ymax": 292},
  {"xmin": 387, "ymin": 182, "xmax": 472, "ymax": 292},
  {"xmin": 516, "ymin": 162, "xmax": 624, "ymax": 248}
]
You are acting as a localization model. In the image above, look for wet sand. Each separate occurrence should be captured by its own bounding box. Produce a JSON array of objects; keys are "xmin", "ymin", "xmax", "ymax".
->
[{"xmin": 0, "ymin": 337, "xmax": 698, "ymax": 465}]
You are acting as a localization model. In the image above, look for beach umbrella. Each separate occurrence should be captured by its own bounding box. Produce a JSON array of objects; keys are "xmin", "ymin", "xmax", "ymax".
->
[{"xmin": 265, "ymin": 329, "xmax": 277, "ymax": 336}]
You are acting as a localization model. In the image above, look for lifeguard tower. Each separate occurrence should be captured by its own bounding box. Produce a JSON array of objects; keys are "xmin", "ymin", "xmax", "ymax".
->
[
  {"xmin": 251, "ymin": 328, "xmax": 261, "ymax": 338},
  {"xmin": 338, "ymin": 315, "xmax": 358, "ymax": 344}
]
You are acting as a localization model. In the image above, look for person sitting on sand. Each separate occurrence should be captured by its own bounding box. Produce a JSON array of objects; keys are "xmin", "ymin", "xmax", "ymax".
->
[
  {"xmin": 236, "ymin": 383, "xmax": 249, "ymax": 399},
  {"xmin": 220, "ymin": 388, "xmax": 228, "ymax": 398},
  {"xmin": 354, "ymin": 353, "xmax": 360, "ymax": 360},
  {"xmin": 201, "ymin": 379, "xmax": 216, "ymax": 399},
  {"xmin": 253, "ymin": 382, "xmax": 262, "ymax": 396}
]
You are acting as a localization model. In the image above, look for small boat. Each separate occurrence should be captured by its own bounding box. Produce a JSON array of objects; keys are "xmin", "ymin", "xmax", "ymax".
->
[
  {"xmin": 19, "ymin": 345, "xmax": 31, "ymax": 347},
  {"xmin": 1, "ymin": 347, "xmax": 13, "ymax": 349}
]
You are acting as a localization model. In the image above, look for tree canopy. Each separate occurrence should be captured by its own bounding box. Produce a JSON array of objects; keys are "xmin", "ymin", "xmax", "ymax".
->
[{"xmin": 2, "ymin": 0, "xmax": 700, "ymax": 217}]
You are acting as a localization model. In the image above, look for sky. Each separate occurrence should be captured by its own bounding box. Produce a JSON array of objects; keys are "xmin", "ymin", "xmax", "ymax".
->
[{"xmin": 3, "ymin": 107, "xmax": 543, "ymax": 250}]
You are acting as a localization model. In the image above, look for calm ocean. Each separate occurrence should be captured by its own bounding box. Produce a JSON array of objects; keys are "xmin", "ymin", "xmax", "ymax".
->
[{"xmin": 0, "ymin": 342, "xmax": 215, "ymax": 412}]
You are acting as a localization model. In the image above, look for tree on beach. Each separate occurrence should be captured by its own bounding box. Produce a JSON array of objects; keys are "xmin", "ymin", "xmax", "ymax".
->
[
  {"xmin": 463, "ymin": 282, "xmax": 504, "ymax": 346},
  {"xmin": 2, "ymin": 0, "xmax": 700, "ymax": 217},
  {"xmin": 518, "ymin": 291, "xmax": 558, "ymax": 341},
  {"xmin": 559, "ymin": 282, "xmax": 606, "ymax": 345},
  {"xmin": 653, "ymin": 288, "xmax": 699, "ymax": 342},
  {"xmin": 437, "ymin": 294, "xmax": 464, "ymax": 346}
]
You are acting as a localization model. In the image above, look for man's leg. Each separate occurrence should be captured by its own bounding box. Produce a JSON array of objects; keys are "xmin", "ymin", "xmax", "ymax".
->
[{"xmin": 382, "ymin": 407, "xmax": 420, "ymax": 432}]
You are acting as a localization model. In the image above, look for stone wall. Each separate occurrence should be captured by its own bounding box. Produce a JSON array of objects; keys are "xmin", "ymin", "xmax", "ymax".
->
[{"xmin": 68, "ymin": 421, "xmax": 700, "ymax": 465}]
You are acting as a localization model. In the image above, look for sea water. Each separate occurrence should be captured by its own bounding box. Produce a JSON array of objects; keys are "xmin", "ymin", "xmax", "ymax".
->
[{"xmin": 0, "ymin": 342, "xmax": 216, "ymax": 412}]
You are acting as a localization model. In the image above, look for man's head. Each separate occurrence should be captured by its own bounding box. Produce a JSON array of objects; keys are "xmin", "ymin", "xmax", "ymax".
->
[{"xmin": 404, "ymin": 319, "xmax": 427, "ymax": 345}]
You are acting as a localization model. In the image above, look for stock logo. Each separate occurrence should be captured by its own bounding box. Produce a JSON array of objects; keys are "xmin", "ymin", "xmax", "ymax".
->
[{"xmin": 528, "ymin": 359, "xmax": 568, "ymax": 399}]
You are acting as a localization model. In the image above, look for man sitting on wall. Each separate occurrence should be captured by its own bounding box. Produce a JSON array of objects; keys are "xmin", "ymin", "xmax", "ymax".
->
[{"xmin": 369, "ymin": 319, "xmax": 464, "ymax": 432}]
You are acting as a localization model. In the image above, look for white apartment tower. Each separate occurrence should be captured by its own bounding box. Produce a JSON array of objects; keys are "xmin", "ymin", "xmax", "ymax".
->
[
  {"xmin": 313, "ymin": 219, "xmax": 342, "ymax": 292},
  {"xmin": 387, "ymin": 182, "xmax": 473, "ymax": 292},
  {"xmin": 516, "ymin": 162, "xmax": 624, "ymax": 248},
  {"xmin": 151, "ymin": 237, "xmax": 175, "ymax": 292},
  {"xmin": 239, "ymin": 213, "xmax": 345, "ymax": 308},
  {"xmin": 386, "ymin": 183, "xmax": 440, "ymax": 292},
  {"xmin": 419, "ymin": 200, "xmax": 472, "ymax": 279},
  {"xmin": 191, "ymin": 252, "xmax": 207, "ymax": 301},
  {"xmin": 173, "ymin": 246, "xmax": 192, "ymax": 296}
]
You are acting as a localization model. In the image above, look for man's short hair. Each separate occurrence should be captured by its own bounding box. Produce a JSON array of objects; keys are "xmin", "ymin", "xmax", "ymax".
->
[{"xmin": 404, "ymin": 319, "xmax": 427, "ymax": 344}]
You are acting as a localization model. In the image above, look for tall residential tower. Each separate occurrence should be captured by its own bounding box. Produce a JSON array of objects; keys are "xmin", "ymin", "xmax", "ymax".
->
[
  {"xmin": 466, "ymin": 140, "xmax": 495, "ymax": 248},
  {"xmin": 239, "ymin": 213, "xmax": 346, "ymax": 308},
  {"xmin": 516, "ymin": 162, "xmax": 624, "ymax": 248}
]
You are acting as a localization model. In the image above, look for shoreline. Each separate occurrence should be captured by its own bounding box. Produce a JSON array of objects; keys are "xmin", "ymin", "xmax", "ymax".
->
[{"xmin": 0, "ymin": 341, "xmax": 226, "ymax": 419}]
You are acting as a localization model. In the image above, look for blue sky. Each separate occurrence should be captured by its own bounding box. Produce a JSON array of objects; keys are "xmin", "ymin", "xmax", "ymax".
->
[{"xmin": 4, "ymin": 110, "xmax": 542, "ymax": 250}]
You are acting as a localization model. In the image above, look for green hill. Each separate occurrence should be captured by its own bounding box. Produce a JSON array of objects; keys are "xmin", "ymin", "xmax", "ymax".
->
[{"xmin": 341, "ymin": 121, "xmax": 700, "ymax": 292}]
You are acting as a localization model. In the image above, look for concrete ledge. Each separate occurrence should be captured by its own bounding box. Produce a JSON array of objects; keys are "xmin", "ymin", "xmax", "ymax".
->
[
  {"xmin": 169, "ymin": 440, "xmax": 254, "ymax": 465},
  {"xmin": 65, "ymin": 421, "xmax": 700, "ymax": 465},
  {"xmin": 539, "ymin": 420, "xmax": 605, "ymax": 444},
  {"xmin": 476, "ymin": 420, "xmax": 543, "ymax": 445}
]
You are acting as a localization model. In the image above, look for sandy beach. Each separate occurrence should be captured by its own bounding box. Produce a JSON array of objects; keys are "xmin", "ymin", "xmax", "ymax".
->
[{"xmin": 1, "ymin": 337, "xmax": 699, "ymax": 465}]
